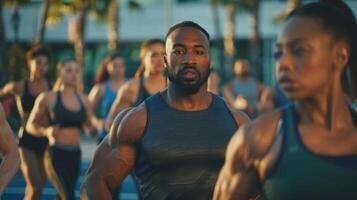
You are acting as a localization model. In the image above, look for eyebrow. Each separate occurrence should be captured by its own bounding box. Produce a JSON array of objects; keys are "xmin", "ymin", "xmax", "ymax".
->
[
  {"xmin": 172, "ymin": 43, "xmax": 206, "ymax": 49},
  {"xmin": 276, "ymin": 38, "xmax": 309, "ymax": 48}
]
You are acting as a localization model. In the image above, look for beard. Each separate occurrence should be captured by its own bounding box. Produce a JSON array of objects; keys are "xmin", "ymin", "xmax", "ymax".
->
[{"xmin": 165, "ymin": 65, "xmax": 211, "ymax": 95}]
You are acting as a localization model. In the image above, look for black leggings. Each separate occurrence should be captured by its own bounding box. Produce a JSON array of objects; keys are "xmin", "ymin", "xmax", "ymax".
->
[{"xmin": 45, "ymin": 144, "xmax": 81, "ymax": 200}]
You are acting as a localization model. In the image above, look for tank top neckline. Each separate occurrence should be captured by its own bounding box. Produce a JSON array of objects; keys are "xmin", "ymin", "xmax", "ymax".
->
[
  {"xmin": 155, "ymin": 91, "xmax": 216, "ymax": 113},
  {"xmin": 288, "ymin": 104, "xmax": 357, "ymax": 159}
]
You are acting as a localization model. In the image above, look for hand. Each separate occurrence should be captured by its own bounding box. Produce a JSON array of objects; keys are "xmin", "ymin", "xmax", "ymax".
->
[
  {"xmin": 46, "ymin": 125, "xmax": 60, "ymax": 140},
  {"xmin": 234, "ymin": 95, "xmax": 248, "ymax": 110}
]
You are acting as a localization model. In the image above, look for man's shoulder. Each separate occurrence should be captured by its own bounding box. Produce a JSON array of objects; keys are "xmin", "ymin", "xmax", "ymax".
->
[{"xmin": 109, "ymin": 104, "xmax": 148, "ymax": 146}]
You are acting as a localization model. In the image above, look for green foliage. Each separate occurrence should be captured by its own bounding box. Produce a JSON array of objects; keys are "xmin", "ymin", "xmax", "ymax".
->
[{"xmin": 4, "ymin": 0, "xmax": 31, "ymax": 8}]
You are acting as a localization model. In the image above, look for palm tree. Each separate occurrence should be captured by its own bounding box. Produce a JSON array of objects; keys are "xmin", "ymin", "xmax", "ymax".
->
[
  {"xmin": 108, "ymin": 0, "xmax": 119, "ymax": 51},
  {"xmin": 34, "ymin": 0, "xmax": 50, "ymax": 45},
  {"xmin": 211, "ymin": 0, "xmax": 252, "ymax": 78}
]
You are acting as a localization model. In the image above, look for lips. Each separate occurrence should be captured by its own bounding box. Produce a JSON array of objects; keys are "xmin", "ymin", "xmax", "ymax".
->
[
  {"xmin": 278, "ymin": 76, "xmax": 295, "ymax": 91},
  {"xmin": 180, "ymin": 67, "xmax": 199, "ymax": 80}
]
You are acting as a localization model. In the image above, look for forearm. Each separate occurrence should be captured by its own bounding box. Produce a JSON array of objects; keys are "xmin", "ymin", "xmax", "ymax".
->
[
  {"xmin": 81, "ymin": 174, "xmax": 112, "ymax": 200},
  {"xmin": 0, "ymin": 147, "xmax": 20, "ymax": 193},
  {"xmin": 26, "ymin": 122, "xmax": 48, "ymax": 137}
]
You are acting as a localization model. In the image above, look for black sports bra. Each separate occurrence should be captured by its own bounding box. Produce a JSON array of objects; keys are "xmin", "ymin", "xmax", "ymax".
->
[{"xmin": 50, "ymin": 91, "xmax": 87, "ymax": 128}]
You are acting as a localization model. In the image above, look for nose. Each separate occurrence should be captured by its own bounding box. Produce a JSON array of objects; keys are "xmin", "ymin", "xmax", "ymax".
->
[
  {"xmin": 275, "ymin": 50, "xmax": 293, "ymax": 73},
  {"xmin": 183, "ymin": 50, "xmax": 196, "ymax": 66}
]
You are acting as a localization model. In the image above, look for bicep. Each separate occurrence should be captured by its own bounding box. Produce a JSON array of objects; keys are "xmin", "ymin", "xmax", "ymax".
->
[
  {"xmin": 214, "ymin": 128, "xmax": 260, "ymax": 200},
  {"xmin": 86, "ymin": 136, "xmax": 136, "ymax": 189}
]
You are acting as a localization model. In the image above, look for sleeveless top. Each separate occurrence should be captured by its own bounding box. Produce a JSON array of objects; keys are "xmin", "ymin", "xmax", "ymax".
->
[
  {"xmin": 21, "ymin": 79, "xmax": 51, "ymax": 113},
  {"xmin": 231, "ymin": 77, "xmax": 258, "ymax": 107},
  {"xmin": 262, "ymin": 104, "xmax": 357, "ymax": 200},
  {"xmin": 50, "ymin": 92, "xmax": 87, "ymax": 129},
  {"xmin": 132, "ymin": 93, "xmax": 238, "ymax": 200},
  {"xmin": 99, "ymin": 80, "xmax": 118, "ymax": 119},
  {"xmin": 134, "ymin": 76, "xmax": 151, "ymax": 106}
]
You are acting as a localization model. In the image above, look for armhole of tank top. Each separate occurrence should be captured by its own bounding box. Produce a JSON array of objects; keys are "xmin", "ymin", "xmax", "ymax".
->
[
  {"xmin": 135, "ymin": 100, "xmax": 150, "ymax": 148},
  {"xmin": 221, "ymin": 97, "xmax": 240, "ymax": 128}
]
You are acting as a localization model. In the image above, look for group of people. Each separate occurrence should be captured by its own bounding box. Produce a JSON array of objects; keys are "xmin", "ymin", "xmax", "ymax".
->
[{"xmin": 0, "ymin": 0, "xmax": 356, "ymax": 200}]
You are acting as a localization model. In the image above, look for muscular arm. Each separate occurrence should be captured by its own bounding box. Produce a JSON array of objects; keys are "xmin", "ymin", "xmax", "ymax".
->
[
  {"xmin": 213, "ymin": 125, "xmax": 261, "ymax": 200},
  {"xmin": 0, "ymin": 105, "xmax": 20, "ymax": 194},
  {"xmin": 214, "ymin": 112, "xmax": 282, "ymax": 200},
  {"xmin": 81, "ymin": 105, "xmax": 146, "ymax": 200}
]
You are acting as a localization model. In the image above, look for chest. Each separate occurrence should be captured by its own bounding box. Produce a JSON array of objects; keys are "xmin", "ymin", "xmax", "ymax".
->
[{"xmin": 139, "ymin": 109, "xmax": 238, "ymax": 166}]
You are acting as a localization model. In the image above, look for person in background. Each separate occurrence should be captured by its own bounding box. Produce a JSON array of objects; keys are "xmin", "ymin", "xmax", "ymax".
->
[
  {"xmin": 222, "ymin": 59, "xmax": 264, "ymax": 117},
  {"xmin": 26, "ymin": 58, "xmax": 100, "ymax": 200},
  {"xmin": 89, "ymin": 52, "xmax": 127, "ymax": 143},
  {"xmin": 0, "ymin": 46, "xmax": 52, "ymax": 200},
  {"xmin": 105, "ymin": 39, "xmax": 166, "ymax": 130}
]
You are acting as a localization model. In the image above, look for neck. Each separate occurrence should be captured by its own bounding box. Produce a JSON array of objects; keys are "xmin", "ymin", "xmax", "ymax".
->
[
  {"xmin": 296, "ymin": 85, "xmax": 352, "ymax": 134},
  {"xmin": 29, "ymin": 73, "xmax": 44, "ymax": 81},
  {"xmin": 59, "ymin": 84, "xmax": 76, "ymax": 93},
  {"xmin": 166, "ymin": 83, "xmax": 211, "ymax": 111},
  {"xmin": 144, "ymin": 72, "xmax": 165, "ymax": 83},
  {"xmin": 110, "ymin": 76, "xmax": 125, "ymax": 83}
]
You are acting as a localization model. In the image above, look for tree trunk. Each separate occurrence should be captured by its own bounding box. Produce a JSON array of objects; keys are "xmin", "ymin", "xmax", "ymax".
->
[
  {"xmin": 249, "ymin": 0, "xmax": 261, "ymax": 80},
  {"xmin": 210, "ymin": 0, "xmax": 225, "ymax": 78},
  {"xmin": 108, "ymin": 0, "xmax": 119, "ymax": 51},
  {"xmin": 286, "ymin": 0, "xmax": 301, "ymax": 14},
  {"xmin": 224, "ymin": 2, "xmax": 235, "ymax": 78},
  {"xmin": 74, "ymin": 2, "xmax": 87, "ymax": 70},
  {"xmin": 34, "ymin": 0, "xmax": 49, "ymax": 45},
  {"xmin": 0, "ymin": 0, "xmax": 9, "ymax": 85}
]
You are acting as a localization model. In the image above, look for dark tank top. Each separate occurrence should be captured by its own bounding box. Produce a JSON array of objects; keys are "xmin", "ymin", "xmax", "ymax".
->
[
  {"xmin": 262, "ymin": 105, "xmax": 357, "ymax": 200},
  {"xmin": 50, "ymin": 91, "xmax": 87, "ymax": 128},
  {"xmin": 133, "ymin": 76, "xmax": 151, "ymax": 106},
  {"xmin": 21, "ymin": 79, "xmax": 51, "ymax": 112},
  {"xmin": 133, "ymin": 92, "xmax": 238, "ymax": 200}
]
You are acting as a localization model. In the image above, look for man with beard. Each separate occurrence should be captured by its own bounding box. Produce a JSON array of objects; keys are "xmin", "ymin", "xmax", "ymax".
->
[{"xmin": 80, "ymin": 21, "xmax": 249, "ymax": 200}]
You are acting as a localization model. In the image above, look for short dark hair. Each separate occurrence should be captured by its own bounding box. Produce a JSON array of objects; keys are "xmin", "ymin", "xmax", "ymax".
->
[
  {"xmin": 165, "ymin": 21, "xmax": 210, "ymax": 41},
  {"xmin": 26, "ymin": 45, "xmax": 50, "ymax": 62}
]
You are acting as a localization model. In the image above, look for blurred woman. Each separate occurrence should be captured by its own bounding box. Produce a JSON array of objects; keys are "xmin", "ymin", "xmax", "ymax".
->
[
  {"xmin": 89, "ymin": 52, "xmax": 126, "ymax": 143},
  {"xmin": 26, "ymin": 58, "xmax": 99, "ymax": 200},
  {"xmin": 106, "ymin": 39, "xmax": 166, "ymax": 129},
  {"xmin": 214, "ymin": 2, "xmax": 357, "ymax": 199},
  {"xmin": 0, "ymin": 46, "xmax": 51, "ymax": 199}
]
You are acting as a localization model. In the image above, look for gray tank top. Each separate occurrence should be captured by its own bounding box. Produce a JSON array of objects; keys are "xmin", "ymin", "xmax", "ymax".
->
[
  {"xmin": 231, "ymin": 77, "xmax": 259, "ymax": 107},
  {"xmin": 132, "ymin": 92, "xmax": 238, "ymax": 200}
]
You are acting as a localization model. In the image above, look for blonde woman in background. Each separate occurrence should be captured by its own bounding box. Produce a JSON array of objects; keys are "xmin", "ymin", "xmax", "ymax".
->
[{"xmin": 26, "ymin": 58, "xmax": 100, "ymax": 200}]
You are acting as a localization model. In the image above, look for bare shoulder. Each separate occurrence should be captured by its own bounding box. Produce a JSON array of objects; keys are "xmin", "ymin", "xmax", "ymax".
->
[
  {"xmin": 121, "ymin": 78, "xmax": 140, "ymax": 94},
  {"xmin": 108, "ymin": 103, "xmax": 147, "ymax": 147},
  {"xmin": 36, "ymin": 91, "xmax": 56, "ymax": 107},
  {"xmin": 227, "ymin": 109, "xmax": 283, "ymax": 168},
  {"xmin": 230, "ymin": 109, "xmax": 251, "ymax": 127}
]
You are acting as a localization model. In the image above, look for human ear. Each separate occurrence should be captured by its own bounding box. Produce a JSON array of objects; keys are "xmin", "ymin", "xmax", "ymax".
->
[{"xmin": 333, "ymin": 42, "xmax": 349, "ymax": 71}]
